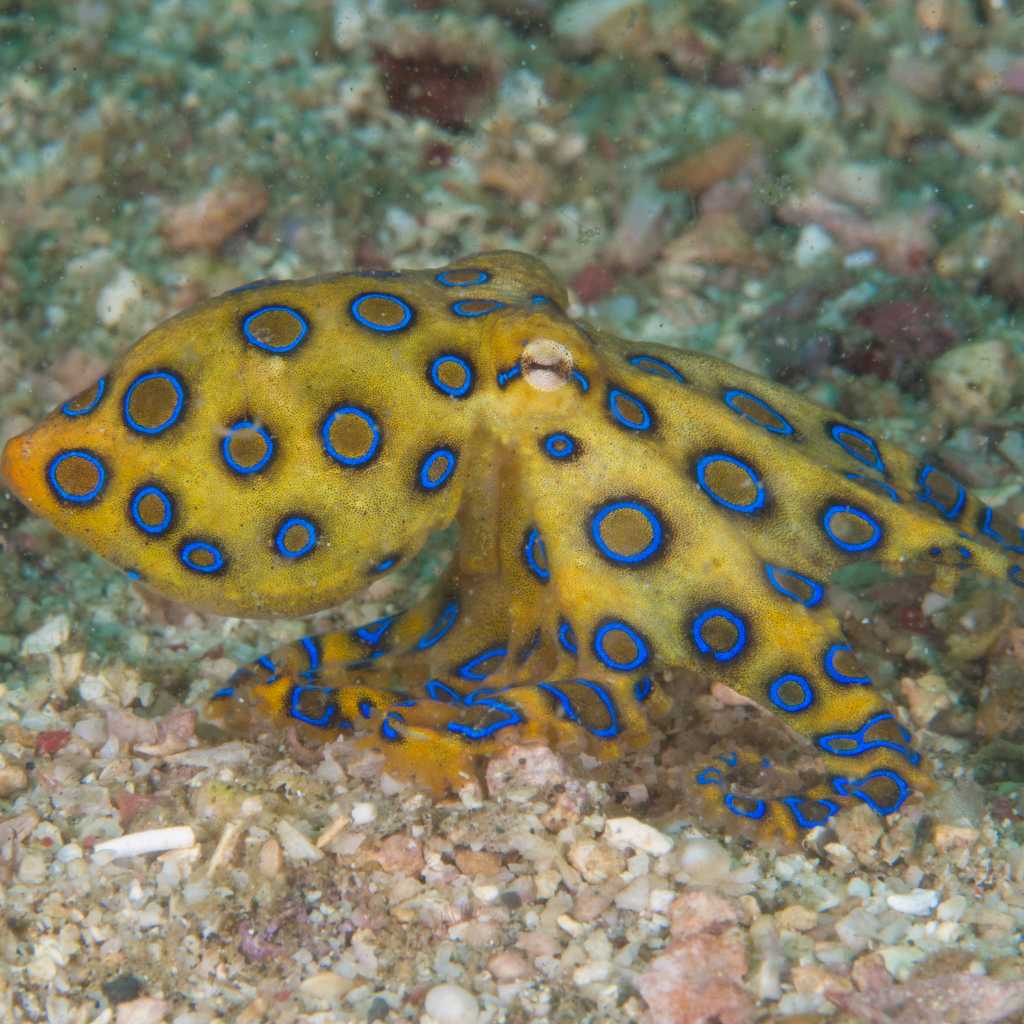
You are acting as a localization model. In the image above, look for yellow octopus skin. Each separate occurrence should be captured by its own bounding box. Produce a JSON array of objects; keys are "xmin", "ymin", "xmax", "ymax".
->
[{"xmin": 3, "ymin": 251, "xmax": 1023, "ymax": 839}]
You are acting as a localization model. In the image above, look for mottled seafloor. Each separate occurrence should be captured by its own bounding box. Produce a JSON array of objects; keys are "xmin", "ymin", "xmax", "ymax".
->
[{"xmin": 2, "ymin": 2, "xmax": 1024, "ymax": 1022}]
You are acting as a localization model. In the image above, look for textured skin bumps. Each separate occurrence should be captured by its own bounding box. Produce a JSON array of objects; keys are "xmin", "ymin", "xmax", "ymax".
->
[{"xmin": 4, "ymin": 250, "xmax": 1023, "ymax": 840}]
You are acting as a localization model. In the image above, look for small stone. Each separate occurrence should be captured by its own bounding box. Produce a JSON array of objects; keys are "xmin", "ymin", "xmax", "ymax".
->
[
  {"xmin": 276, "ymin": 820, "xmax": 323, "ymax": 863},
  {"xmin": 487, "ymin": 950, "xmax": 532, "ymax": 981},
  {"xmin": 603, "ymin": 816, "xmax": 673, "ymax": 856},
  {"xmin": 115, "ymin": 997, "xmax": 169, "ymax": 1024},
  {"xmin": 568, "ymin": 839, "xmax": 624, "ymax": 883},
  {"xmin": 929, "ymin": 339, "xmax": 1018, "ymax": 425},
  {"xmin": 775, "ymin": 905, "xmax": 818, "ymax": 932},
  {"xmin": 794, "ymin": 223, "xmax": 835, "ymax": 267},
  {"xmin": 96, "ymin": 268, "xmax": 144, "ymax": 328},
  {"xmin": 932, "ymin": 824, "xmax": 979, "ymax": 852},
  {"xmin": 162, "ymin": 178, "xmax": 268, "ymax": 252},
  {"xmin": 670, "ymin": 890, "xmax": 741, "ymax": 939},
  {"xmin": 258, "ymin": 838, "xmax": 283, "ymax": 878},
  {"xmin": 676, "ymin": 837, "xmax": 731, "ymax": 883},
  {"xmin": 454, "ymin": 848, "xmax": 502, "ymax": 876},
  {"xmin": 886, "ymin": 888, "xmax": 939, "ymax": 917},
  {"xmin": 299, "ymin": 971, "xmax": 352, "ymax": 1002},
  {"xmin": 21, "ymin": 614, "xmax": 70, "ymax": 655},
  {"xmin": 373, "ymin": 833, "xmax": 423, "ymax": 875},
  {"xmin": 18, "ymin": 852, "xmax": 47, "ymax": 885},
  {"xmin": 102, "ymin": 975, "xmax": 144, "ymax": 1005},
  {"xmin": 0, "ymin": 765, "xmax": 28, "ymax": 796},
  {"xmin": 351, "ymin": 801, "xmax": 376, "ymax": 825},
  {"xmin": 424, "ymin": 982, "xmax": 479, "ymax": 1024}
]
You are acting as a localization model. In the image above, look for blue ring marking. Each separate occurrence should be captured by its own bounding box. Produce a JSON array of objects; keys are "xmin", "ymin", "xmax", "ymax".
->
[
  {"xmin": 455, "ymin": 645, "xmax": 508, "ymax": 682},
  {"xmin": 572, "ymin": 369, "xmax": 590, "ymax": 393},
  {"xmin": 696, "ymin": 766, "xmax": 725, "ymax": 787},
  {"xmin": 593, "ymin": 620, "xmax": 649, "ymax": 672},
  {"xmin": 543, "ymin": 432, "xmax": 577, "ymax": 460},
  {"xmin": 633, "ymin": 676, "xmax": 653, "ymax": 703},
  {"xmin": 123, "ymin": 370, "xmax": 186, "ymax": 436},
  {"xmin": 816, "ymin": 711, "xmax": 921, "ymax": 765},
  {"xmin": 221, "ymin": 420, "xmax": 274, "ymax": 475},
  {"xmin": 724, "ymin": 794, "xmax": 767, "ymax": 820},
  {"xmin": 370, "ymin": 554, "xmax": 399, "ymax": 574},
  {"xmin": 538, "ymin": 682, "xmax": 578, "ymax": 723},
  {"xmin": 211, "ymin": 687, "xmax": 235, "ymax": 701},
  {"xmin": 957, "ymin": 545, "xmax": 973, "ymax": 561},
  {"xmin": 695, "ymin": 454, "xmax": 766, "ymax": 513},
  {"xmin": 763, "ymin": 564, "xmax": 824, "ymax": 608},
  {"xmin": 447, "ymin": 697, "xmax": 524, "ymax": 741},
  {"xmin": 353, "ymin": 614, "xmax": 396, "ymax": 647},
  {"xmin": 125, "ymin": 569, "xmax": 141, "ymax": 581},
  {"xmin": 300, "ymin": 636, "xmax": 321, "ymax": 672},
  {"xmin": 1009, "ymin": 565, "xmax": 1024, "ymax": 588},
  {"xmin": 425, "ymin": 679, "xmax": 465, "ymax": 704},
  {"xmin": 829, "ymin": 422, "xmax": 886, "ymax": 473},
  {"xmin": 523, "ymin": 527, "xmax": 550, "ymax": 582},
  {"xmin": 831, "ymin": 768, "xmax": 910, "ymax": 816},
  {"xmin": 768, "ymin": 673, "xmax": 814, "ymax": 713},
  {"xmin": 428, "ymin": 354, "xmax": 474, "ymax": 398},
  {"xmin": 450, "ymin": 298, "xmax": 505, "ymax": 318},
  {"xmin": 723, "ymin": 388, "xmax": 794, "ymax": 436},
  {"xmin": 350, "ymin": 292, "xmax": 414, "ymax": 332},
  {"xmin": 516, "ymin": 629, "xmax": 542, "ymax": 665},
  {"xmin": 557, "ymin": 618, "xmax": 578, "ymax": 656},
  {"xmin": 129, "ymin": 485, "xmax": 174, "ymax": 536},
  {"xmin": 241, "ymin": 305, "xmax": 309, "ymax": 353},
  {"xmin": 917, "ymin": 464, "xmax": 966, "ymax": 520},
  {"xmin": 823, "ymin": 643, "xmax": 871, "ymax": 685},
  {"xmin": 275, "ymin": 516, "xmax": 317, "ymax": 559},
  {"xmin": 627, "ymin": 353, "xmax": 686, "ymax": 383},
  {"xmin": 179, "ymin": 540, "xmax": 226, "ymax": 575},
  {"xmin": 978, "ymin": 506, "xmax": 1024, "ymax": 554},
  {"xmin": 257, "ymin": 655, "xmax": 276, "ymax": 674},
  {"xmin": 416, "ymin": 598, "xmax": 460, "ymax": 650},
  {"xmin": 435, "ymin": 268, "xmax": 489, "ymax": 287},
  {"xmin": 590, "ymin": 499, "xmax": 664, "ymax": 566},
  {"xmin": 62, "ymin": 376, "xmax": 106, "ymax": 417},
  {"xmin": 781, "ymin": 795, "xmax": 840, "ymax": 829},
  {"xmin": 570, "ymin": 679, "xmax": 621, "ymax": 738},
  {"xmin": 418, "ymin": 447, "xmax": 457, "ymax": 491},
  {"xmin": 321, "ymin": 405, "xmax": 381, "ymax": 467},
  {"xmin": 497, "ymin": 364, "xmax": 521, "ymax": 388},
  {"xmin": 607, "ymin": 387, "xmax": 652, "ymax": 431},
  {"xmin": 380, "ymin": 711, "xmax": 405, "ymax": 742},
  {"xmin": 530, "ymin": 294, "xmax": 551, "ymax": 305},
  {"xmin": 358, "ymin": 699, "xmax": 375, "ymax": 719},
  {"xmin": 846, "ymin": 472, "xmax": 902, "ymax": 503},
  {"xmin": 539, "ymin": 679, "xmax": 621, "ymax": 738},
  {"xmin": 47, "ymin": 450, "xmax": 107, "ymax": 505},
  {"xmin": 691, "ymin": 606, "xmax": 748, "ymax": 663},
  {"xmin": 289, "ymin": 684, "xmax": 337, "ymax": 728},
  {"xmin": 822, "ymin": 503, "xmax": 883, "ymax": 552}
]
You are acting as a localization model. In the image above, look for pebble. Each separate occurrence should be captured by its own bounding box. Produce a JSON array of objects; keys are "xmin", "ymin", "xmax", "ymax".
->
[
  {"xmin": 275, "ymin": 820, "xmax": 323, "ymax": 863},
  {"xmin": 21, "ymin": 614, "xmax": 70, "ymax": 655},
  {"xmin": 96, "ymin": 268, "xmax": 143, "ymax": 328},
  {"xmin": 0, "ymin": 765, "xmax": 28, "ymax": 796},
  {"xmin": 424, "ymin": 982, "xmax": 479, "ymax": 1024},
  {"xmin": 886, "ymin": 888, "xmax": 939, "ymax": 916},
  {"xmin": 115, "ymin": 997, "xmax": 169, "ymax": 1024},
  {"xmin": 351, "ymin": 801, "xmax": 377, "ymax": 825},
  {"xmin": 18, "ymin": 852, "xmax": 47, "ymax": 885},
  {"xmin": 603, "ymin": 816, "xmax": 673, "ymax": 856},
  {"xmin": 298, "ymin": 971, "xmax": 352, "ymax": 1002},
  {"xmin": 675, "ymin": 837, "xmax": 731, "ymax": 883}
]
